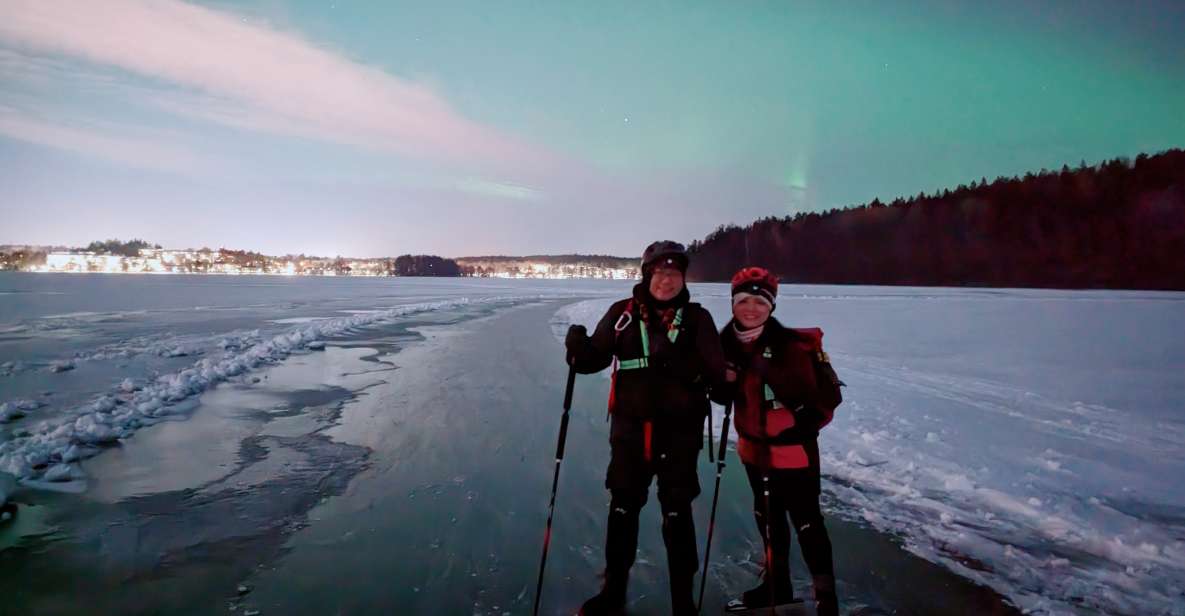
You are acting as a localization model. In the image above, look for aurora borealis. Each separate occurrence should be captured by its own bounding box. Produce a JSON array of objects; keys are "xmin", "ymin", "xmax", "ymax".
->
[{"xmin": 2, "ymin": 0, "xmax": 1182, "ymax": 256}]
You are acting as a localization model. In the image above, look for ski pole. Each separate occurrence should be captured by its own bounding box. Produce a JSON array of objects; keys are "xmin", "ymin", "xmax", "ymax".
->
[
  {"xmin": 707, "ymin": 408, "xmax": 715, "ymax": 464},
  {"xmin": 697, "ymin": 402, "xmax": 733, "ymax": 612},
  {"xmin": 533, "ymin": 365, "xmax": 577, "ymax": 616},
  {"xmin": 762, "ymin": 472, "xmax": 775, "ymax": 616}
]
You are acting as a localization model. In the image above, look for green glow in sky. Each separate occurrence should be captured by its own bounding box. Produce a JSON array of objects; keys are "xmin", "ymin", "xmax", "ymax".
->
[{"xmin": 1, "ymin": 0, "xmax": 1182, "ymax": 255}]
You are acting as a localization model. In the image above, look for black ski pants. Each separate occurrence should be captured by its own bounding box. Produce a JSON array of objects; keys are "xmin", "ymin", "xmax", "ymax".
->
[
  {"xmin": 602, "ymin": 433, "xmax": 701, "ymax": 583},
  {"xmin": 743, "ymin": 461, "xmax": 834, "ymax": 583}
]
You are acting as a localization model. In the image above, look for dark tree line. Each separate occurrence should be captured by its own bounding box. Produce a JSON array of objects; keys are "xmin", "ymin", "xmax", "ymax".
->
[
  {"xmin": 215, "ymin": 248, "xmax": 270, "ymax": 269},
  {"xmin": 458, "ymin": 254, "xmax": 634, "ymax": 268},
  {"xmin": 84, "ymin": 239, "xmax": 160, "ymax": 256},
  {"xmin": 393, "ymin": 254, "xmax": 461, "ymax": 277},
  {"xmin": 687, "ymin": 149, "xmax": 1185, "ymax": 290}
]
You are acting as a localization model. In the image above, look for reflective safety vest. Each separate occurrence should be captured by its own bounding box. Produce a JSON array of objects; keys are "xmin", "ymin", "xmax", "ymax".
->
[
  {"xmin": 613, "ymin": 303, "xmax": 683, "ymax": 369},
  {"xmin": 607, "ymin": 299, "xmax": 684, "ymax": 462}
]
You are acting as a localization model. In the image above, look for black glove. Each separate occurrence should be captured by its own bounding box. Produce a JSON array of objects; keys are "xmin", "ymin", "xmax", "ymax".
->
[
  {"xmin": 564, "ymin": 324, "xmax": 587, "ymax": 362},
  {"xmin": 789, "ymin": 405, "xmax": 823, "ymax": 438}
]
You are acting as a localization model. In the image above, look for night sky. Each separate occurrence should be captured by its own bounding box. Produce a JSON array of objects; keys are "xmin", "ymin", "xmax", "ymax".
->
[{"xmin": 2, "ymin": 0, "xmax": 1183, "ymax": 257}]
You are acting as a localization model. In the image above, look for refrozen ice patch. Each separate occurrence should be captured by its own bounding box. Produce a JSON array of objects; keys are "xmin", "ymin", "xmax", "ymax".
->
[
  {"xmin": 25, "ymin": 291, "xmax": 604, "ymax": 374},
  {"xmin": 42, "ymin": 463, "xmax": 84, "ymax": 482},
  {"xmin": 52, "ymin": 330, "xmax": 235, "ymax": 366},
  {"xmin": 269, "ymin": 317, "xmax": 332, "ymax": 324},
  {"xmin": 0, "ymin": 399, "xmax": 43, "ymax": 423},
  {"xmin": 48, "ymin": 359, "xmax": 75, "ymax": 373},
  {"xmin": 36, "ymin": 310, "xmax": 148, "ymax": 324},
  {"xmin": 0, "ymin": 295, "xmax": 538, "ymax": 482},
  {"xmin": 0, "ymin": 361, "xmax": 30, "ymax": 377}
]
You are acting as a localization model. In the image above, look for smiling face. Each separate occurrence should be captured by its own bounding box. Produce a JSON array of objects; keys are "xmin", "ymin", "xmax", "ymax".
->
[
  {"xmin": 648, "ymin": 264, "xmax": 684, "ymax": 301},
  {"xmin": 733, "ymin": 294, "xmax": 772, "ymax": 329}
]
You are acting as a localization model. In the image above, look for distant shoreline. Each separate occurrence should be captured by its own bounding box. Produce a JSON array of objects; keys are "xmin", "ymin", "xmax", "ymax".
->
[
  {"xmin": 4, "ymin": 270, "xmax": 1185, "ymax": 293},
  {"xmin": 0, "ymin": 251, "xmax": 641, "ymax": 280},
  {"xmin": 0, "ymin": 270, "xmax": 633, "ymax": 280}
]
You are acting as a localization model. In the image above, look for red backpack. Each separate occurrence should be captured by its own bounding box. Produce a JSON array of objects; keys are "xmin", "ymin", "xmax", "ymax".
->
[{"xmin": 787, "ymin": 327, "xmax": 844, "ymax": 428}]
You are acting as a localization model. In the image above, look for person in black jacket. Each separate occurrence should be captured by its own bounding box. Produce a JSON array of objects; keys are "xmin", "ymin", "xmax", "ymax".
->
[{"xmin": 565, "ymin": 240, "xmax": 727, "ymax": 616}]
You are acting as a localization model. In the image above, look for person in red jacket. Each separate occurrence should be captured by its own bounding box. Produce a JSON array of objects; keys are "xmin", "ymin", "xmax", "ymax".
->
[{"xmin": 720, "ymin": 267, "xmax": 840, "ymax": 616}]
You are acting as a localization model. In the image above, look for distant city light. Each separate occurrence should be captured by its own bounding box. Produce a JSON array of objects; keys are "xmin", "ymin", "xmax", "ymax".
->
[{"xmin": 20, "ymin": 249, "xmax": 639, "ymax": 279}]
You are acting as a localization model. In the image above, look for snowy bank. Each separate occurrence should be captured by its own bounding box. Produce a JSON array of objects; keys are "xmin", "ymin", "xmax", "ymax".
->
[
  {"xmin": 552, "ymin": 289, "xmax": 1185, "ymax": 616},
  {"xmin": 0, "ymin": 399, "xmax": 43, "ymax": 423}
]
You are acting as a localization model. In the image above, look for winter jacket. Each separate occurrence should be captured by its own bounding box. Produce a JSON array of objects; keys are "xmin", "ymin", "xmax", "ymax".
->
[
  {"xmin": 568, "ymin": 283, "xmax": 727, "ymax": 447},
  {"xmin": 720, "ymin": 317, "xmax": 836, "ymax": 470}
]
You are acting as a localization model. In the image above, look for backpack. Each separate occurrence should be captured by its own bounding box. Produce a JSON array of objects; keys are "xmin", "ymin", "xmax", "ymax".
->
[{"xmin": 787, "ymin": 327, "xmax": 844, "ymax": 428}]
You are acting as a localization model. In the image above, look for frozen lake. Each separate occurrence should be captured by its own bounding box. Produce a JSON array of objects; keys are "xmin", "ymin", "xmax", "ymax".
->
[{"xmin": 1, "ymin": 273, "xmax": 1183, "ymax": 615}]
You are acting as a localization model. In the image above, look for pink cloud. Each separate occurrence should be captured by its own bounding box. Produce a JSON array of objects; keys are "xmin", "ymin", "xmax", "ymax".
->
[
  {"xmin": 0, "ymin": 105, "xmax": 206, "ymax": 172},
  {"xmin": 0, "ymin": 0, "xmax": 555, "ymax": 171}
]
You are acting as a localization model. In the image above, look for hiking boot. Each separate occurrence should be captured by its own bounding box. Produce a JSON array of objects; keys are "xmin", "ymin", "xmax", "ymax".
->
[
  {"xmin": 579, "ymin": 573, "xmax": 627, "ymax": 616},
  {"xmin": 670, "ymin": 572, "xmax": 697, "ymax": 615},
  {"xmin": 812, "ymin": 574, "xmax": 838, "ymax": 616},
  {"xmin": 724, "ymin": 577, "xmax": 798, "ymax": 612}
]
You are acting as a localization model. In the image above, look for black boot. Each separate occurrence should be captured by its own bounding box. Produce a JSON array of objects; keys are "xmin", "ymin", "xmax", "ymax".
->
[
  {"xmin": 812, "ymin": 575, "xmax": 838, "ymax": 616},
  {"xmin": 580, "ymin": 572, "xmax": 628, "ymax": 616},
  {"xmin": 584, "ymin": 493, "xmax": 641, "ymax": 615},
  {"xmin": 669, "ymin": 571, "xmax": 697, "ymax": 615},
  {"xmin": 659, "ymin": 501, "xmax": 700, "ymax": 615},
  {"xmin": 724, "ymin": 573, "xmax": 798, "ymax": 612},
  {"xmin": 727, "ymin": 506, "xmax": 796, "ymax": 612}
]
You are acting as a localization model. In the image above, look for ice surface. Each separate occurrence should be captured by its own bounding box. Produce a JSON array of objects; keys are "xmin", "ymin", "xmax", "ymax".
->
[
  {"xmin": 0, "ymin": 471, "xmax": 14, "ymax": 508},
  {"xmin": 0, "ymin": 293, "xmax": 578, "ymax": 482},
  {"xmin": 5, "ymin": 274, "xmax": 1181, "ymax": 614},
  {"xmin": 553, "ymin": 285, "xmax": 1185, "ymax": 616}
]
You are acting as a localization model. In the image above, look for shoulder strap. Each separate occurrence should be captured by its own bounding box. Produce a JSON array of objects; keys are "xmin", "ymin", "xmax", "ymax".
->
[
  {"xmin": 666, "ymin": 306, "xmax": 684, "ymax": 343},
  {"xmin": 615, "ymin": 299, "xmax": 651, "ymax": 370},
  {"xmin": 761, "ymin": 344, "xmax": 786, "ymax": 411}
]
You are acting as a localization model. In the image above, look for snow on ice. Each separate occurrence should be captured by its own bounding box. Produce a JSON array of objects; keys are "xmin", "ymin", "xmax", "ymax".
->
[{"xmin": 552, "ymin": 287, "xmax": 1185, "ymax": 616}]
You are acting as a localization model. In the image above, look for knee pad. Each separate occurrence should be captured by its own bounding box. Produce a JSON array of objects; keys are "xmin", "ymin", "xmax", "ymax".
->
[
  {"xmin": 657, "ymin": 479, "xmax": 699, "ymax": 511},
  {"xmin": 609, "ymin": 491, "xmax": 646, "ymax": 517},
  {"xmin": 796, "ymin": 518, "xmax": 822, "ymax": 534},
  {"xmin": 791, "ymin": 509, "xmax": 826, "ymax": 539},
  {"xmin": 754, "ymin": 508, "xmax": 782, "ymax": 524},
  {"xmin": 659, "ymin": 501, "xmax": 692, "ymax": 524}
]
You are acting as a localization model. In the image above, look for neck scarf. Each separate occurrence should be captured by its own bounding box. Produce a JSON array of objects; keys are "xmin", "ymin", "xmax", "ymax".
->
[{"xmin": 733, "ymin": 321, "xmax": 764, "ymax": 344}]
